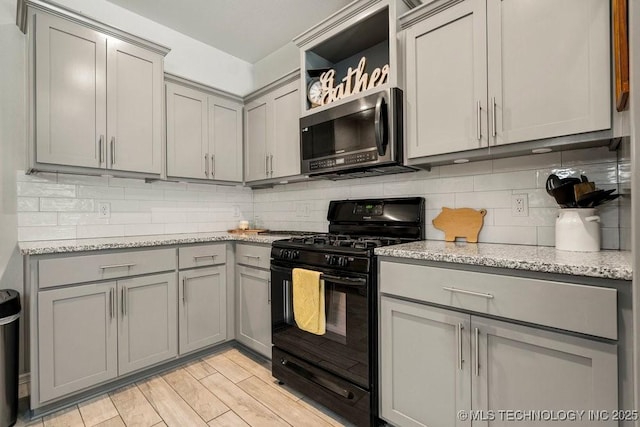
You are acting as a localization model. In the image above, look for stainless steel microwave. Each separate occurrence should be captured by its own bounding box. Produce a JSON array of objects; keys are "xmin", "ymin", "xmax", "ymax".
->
[{"xmin": 300, "ymin": 88, "xmax": 411, "ymax": 177}]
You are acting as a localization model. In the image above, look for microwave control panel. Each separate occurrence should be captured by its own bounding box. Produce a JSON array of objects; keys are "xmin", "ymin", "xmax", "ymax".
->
[{"xmin": 309, "ymin": 151, "xmax": 378, "ymax": 171}]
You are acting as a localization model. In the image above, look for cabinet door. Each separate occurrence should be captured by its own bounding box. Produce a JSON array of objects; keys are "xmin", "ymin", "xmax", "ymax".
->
[
  {"xmin": 236, "ymin": 265, "xmax": 271, "ymax": 358},
  {"xmin": 166, "ymin": 83, "xmax": 209, "ymax": 180},
  {"xmin": 209, "ymin": 95, "xmax": 243, "ymax": 182},
  {"xmin": 405, "ymin": 0, "xmax": 487, "ymax": 158},
  {"xmin": 35, "ymin": 13, "xmax": 107, "ymax": 169},
  {"xmin": 472, "ymin": 316, "xmax": 618, "ymax": 427},
  {"xmin": 271, "ymin": 80, "xmax": 300, "ymax": 178},
  {"xmin": 118, "ymin": 273, "xmax": 177, "ymax": 375},
  {"xmin": 487, "ymin": 0, "xmax": 610, "ymax": 145},
  {"xmin": 106, "ymin": 39, "xmax": 163, "ymax": 174},
  {"xmin": 380, "ymin": 297, "xmax": 471, "ymax": 427},
  {"xmin": 38, "ymin": 282, "xmax": 117, "ymax": 402},
  {"xmin": 179, "ymin": 266, "xmax": 227, "ymax": 354},
  {"xmin": 244, "ymin": 99, "xmax": 269, "ymax": 182}
]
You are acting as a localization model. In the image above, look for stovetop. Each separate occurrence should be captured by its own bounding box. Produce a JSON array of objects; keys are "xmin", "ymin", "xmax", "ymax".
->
[
  {"xmin": 271, "ymin": 197, "xmax": 425, "ymax": 271},
  {"xmin": 288, "ymin": 234, "xmax": 408, "ymax": 249}
]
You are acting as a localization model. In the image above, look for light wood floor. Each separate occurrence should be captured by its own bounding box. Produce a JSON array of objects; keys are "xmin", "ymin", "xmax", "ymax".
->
[{"xmin": 17, "ymin": 347, "xmax": 354, "ymax": 427}]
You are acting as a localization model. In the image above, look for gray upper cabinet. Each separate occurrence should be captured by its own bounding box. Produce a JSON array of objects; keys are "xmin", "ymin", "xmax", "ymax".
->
[
  {"xmin": 404, "ymin": 0, "xmax": 487, "ymax": 158},
  {"xmin": 209, "ymin": 95, "xmax": 243, "ymax": 182},
  {"xmin": 244, "ymin": 78, "xmax": 300, "ymax": 183},
  {"xmin": 166, "ymin": 83, "xmax": 209, "ymax": 180},
  {"xmin": 106, "ymin": 40, "xmax": 163, "ymax": 174},
  {"xmin": 30, "ymin": 9, "xmax": 168, "ymax": 176},
  {"xmin": 117, "ymin": 273, "xmax": 178, "ymax": 375},
  {"xmin": 35, "ymin": 13, "xmax": 107, "ymax": 169},
  {"xmin": 403, "ymin": 0, "xmax": 611, "ymax": 160},
  {"xmin": 38, "ymin": 282, "xmax": 118, "ymax": 402},
  {"xmin": 244, "ymin": 98, "xmax": 269, "ymax": 182},
  {"xmin": 166, "ymin": 80, "xmax": 243, "ymax": 183},
  {"xmin": 271, "ymin": 81, "xmax": 301, "ymax": 179},
  {"xmin": 179, "ymin": 266, "xmax": 227, "ymax": 354},
  {"xmin": 487, "ymin": 0, "xmax": 610, "ymax": 146}
]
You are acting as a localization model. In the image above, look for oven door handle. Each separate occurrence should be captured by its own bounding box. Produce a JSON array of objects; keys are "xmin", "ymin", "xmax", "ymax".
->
[{"xmin": 320, "ymin": 274, "xmax": 366, "ymax": 287}]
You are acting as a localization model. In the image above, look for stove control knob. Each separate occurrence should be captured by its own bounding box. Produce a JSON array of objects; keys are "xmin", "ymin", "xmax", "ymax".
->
[
  {"xmin": 337, "ymin": 256, "xmax": 348, "ymax": 267},
  {"xmin": 292, "ymin": 250, "xmax": 300, "ymax": 259},
  {"xmin": 324, "ymin": 255, "xmax": 335, "ymax": 265},
  {"xmin": 279, "ymin": 249, "xmax": 285, "ymax": 258}
]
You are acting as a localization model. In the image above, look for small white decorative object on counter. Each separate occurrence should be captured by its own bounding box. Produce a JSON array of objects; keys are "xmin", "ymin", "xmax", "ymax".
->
[
  {"xmin": 238, "ymin": 220, "xmax": 249, "ymax": 230},
  {"xmin": 555, "ymin": 208, "xmax": 600, "ymax": 252}
]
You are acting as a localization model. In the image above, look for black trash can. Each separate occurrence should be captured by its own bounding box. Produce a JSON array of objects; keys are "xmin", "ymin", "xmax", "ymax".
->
[{"xmin": 0, "ymin": 290, "xmax": 20, "ymax": 427}]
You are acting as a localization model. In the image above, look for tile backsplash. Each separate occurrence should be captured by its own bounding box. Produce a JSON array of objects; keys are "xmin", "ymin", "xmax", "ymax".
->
[
  {"xmin": 17, "ymin": 147, "xmax": 629, "ymax": 250},
  {"xmin": 17, "ymin": 172, "xmax": 253, "ymax": 241},
  {"xmin": 254, "ymin": 147, "xmax": 628, "ymax": 250}
]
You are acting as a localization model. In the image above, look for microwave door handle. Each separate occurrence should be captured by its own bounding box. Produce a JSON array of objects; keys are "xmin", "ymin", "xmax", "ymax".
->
[{"xmin": 374, "ymin": 94, "xmax": 388, "ymax": 156}]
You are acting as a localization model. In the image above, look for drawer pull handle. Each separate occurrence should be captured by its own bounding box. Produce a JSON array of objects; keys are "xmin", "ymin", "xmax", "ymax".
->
[
  {"xmin": 100, "ymin": 263, "xmax": 137, "ymax": 270},
  {"xmin": 443, "ymin": 287, "xmax": 494, "ymax": 299},
  {"xmin": 194, "ymin": 255, "xmax": 217, "ymax": 261},
  {"xmin": 244, "ymin": 255, "xmax": 261, "ymax": 259}
]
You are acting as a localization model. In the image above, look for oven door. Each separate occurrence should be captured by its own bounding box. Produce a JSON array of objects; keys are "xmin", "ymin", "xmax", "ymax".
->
[{"xmin": 271, "ymin": 263, "xmax": 370, "ymax": 389}]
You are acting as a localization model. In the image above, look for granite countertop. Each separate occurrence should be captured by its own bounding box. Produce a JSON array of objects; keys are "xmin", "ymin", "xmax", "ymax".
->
[
  {"xmin": 375, "ymin": 241, "xmax": 633, "ymax": 281},
  {"xmin": 19, "ymin": 232, "xmax": 294, "ymax": 255}
]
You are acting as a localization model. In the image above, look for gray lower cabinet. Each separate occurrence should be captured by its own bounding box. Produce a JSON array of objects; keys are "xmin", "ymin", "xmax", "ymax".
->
[
  {"xmin": 37, "ymin": 272, "xmax": 177, "ymax": 402},
  {"xmin": 380, "ymin": 296, "xmax": 618, "ymax": 427},
  {"xmin": 236, "ymin": 264, "xmax": 271, "ymax": 358},
  {"xmin": 117, "ymin": 273, "xmax": 178, "ymax": 375},
  {"xmin": 179, "ymin": 266, "xmax": 227, "ymax": 354},
  {"xmin": 380, "ymin": 297, "xmax": 471, "ymax": 427},
  {"xmin": 38, "ymin": 282, "xmax": 118, "ymax": 402}
]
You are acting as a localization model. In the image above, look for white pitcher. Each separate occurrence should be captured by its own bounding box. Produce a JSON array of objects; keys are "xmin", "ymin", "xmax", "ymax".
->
[{"xmin": 555, "ymin": 208, "xmax": 600, "ymax": 252}]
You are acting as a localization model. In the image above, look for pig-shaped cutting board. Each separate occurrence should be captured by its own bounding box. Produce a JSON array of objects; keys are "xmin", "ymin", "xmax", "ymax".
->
[{"xmin": 432, "ymin": 207, "xmax": 487, "ymax": 243}]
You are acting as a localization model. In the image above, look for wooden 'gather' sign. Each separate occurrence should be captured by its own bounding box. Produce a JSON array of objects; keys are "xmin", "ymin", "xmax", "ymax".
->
[{"xmin": 317, "ymin": 57, "xmax": 389, "ymax": 106}]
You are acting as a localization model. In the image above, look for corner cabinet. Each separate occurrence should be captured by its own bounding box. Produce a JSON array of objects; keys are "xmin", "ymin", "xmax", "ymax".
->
[
  {"xmin": 244, "ymin": 77, "xmax": 301, "ymax": 183},
  {"xmin": 379, "ymin": 260, "xmax": 619, "ymax": 427},
  {"xmin": 166, "ymin": 77, "xmax": 243, "ymax": 183},
  {"xmin": 403, "ymin": 0, "xmax": 611, "ymax": 160},
  {"xmin": 28, "ymin": 8, "xmax": 168, "ymax": 176}
]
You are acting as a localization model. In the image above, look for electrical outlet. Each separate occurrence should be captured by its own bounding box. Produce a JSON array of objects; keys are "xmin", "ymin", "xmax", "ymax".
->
[
  {"xmin": 511, "ymin": 194, "xmax": 529, "ymax": 217},
  {"xmin": 98, "ymin": 202, "xmax": 110, "ymax": 219}
]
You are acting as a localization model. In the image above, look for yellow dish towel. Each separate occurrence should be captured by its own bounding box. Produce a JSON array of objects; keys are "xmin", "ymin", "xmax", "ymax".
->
[{"xmin": 292, "ymin": 268, "xmax": 326, "ymax": 335}]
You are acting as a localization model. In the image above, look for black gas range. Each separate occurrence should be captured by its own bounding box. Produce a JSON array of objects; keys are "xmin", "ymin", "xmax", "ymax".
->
[{"xmin": 270, "ymin": 197, "xmax": 425, "ymax": 426}]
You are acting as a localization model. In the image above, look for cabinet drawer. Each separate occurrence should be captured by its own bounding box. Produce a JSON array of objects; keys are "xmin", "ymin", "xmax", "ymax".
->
[
  {"xmin": 235, "ymin": 243, "xmax": 271, "ymax": 269},
  {"xmin": 380, "ymin": 261, "xmax": 617, "ymax": 340},
  {"xmin": 38, "ymin": 249, "xmax": 176, "ymax": 288},
  {"xmin": 179, "ymin": 244, "xmax": 226, "ymax": 269}
]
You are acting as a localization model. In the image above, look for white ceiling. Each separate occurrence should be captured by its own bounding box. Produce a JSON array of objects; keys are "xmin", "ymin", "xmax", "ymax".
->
[{"xmin": 106, "ymin": 0, "xmax": 352, "ymax": 63}]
